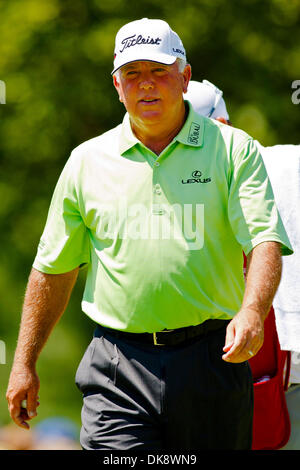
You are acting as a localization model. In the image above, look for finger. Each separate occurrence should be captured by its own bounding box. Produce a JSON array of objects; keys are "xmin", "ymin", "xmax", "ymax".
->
[
  {"xmin": 222, "ymin": 343, "xmax": 242, "ymax": 361},
  {"xmin": 21, "ymin": 399, "xmax": 34, "ymax": 418},
  {"xmin": 223, "ymin": 341, "xmax": 234, "ymax": 353},
  {"xmin": 8, "ymin": 394, "xmax": 22, "ymax": 422},
  {"xmin": 26, "ymin": 390, "xmax": 38, "ymax": 418},
  {"xmin": 19, "ymin": 408, "xmax": 31, "ymax": 427},
  {"xmin": 223, "ymin": 337, "xmax": 256, "ymax": 363},
  {"xmin": 222, "ymin": 331, "xmax": 247, "ymax": 362},
  {"xmin": 10, "ymin": 403, "xmax": 30, "ymax": 429},
  {"xmin": 223, "ymin": 322, "xmax": 235, "ymax": 352},
  {"xmin": 222, "ymin": 322, "xmax": 245, "ymax": 359},
  {"xmin": 243, "ymin": 337, "xmax": 256, "ymax": 357}
]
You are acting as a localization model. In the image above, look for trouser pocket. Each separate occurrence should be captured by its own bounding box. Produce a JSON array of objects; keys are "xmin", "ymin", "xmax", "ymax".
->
[{"xmin": 75, "ymin": 333, "xmax": 119, "ymax": 393}]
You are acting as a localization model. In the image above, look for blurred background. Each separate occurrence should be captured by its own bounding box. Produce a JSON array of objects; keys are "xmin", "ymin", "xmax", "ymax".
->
[{"xmin": 0, "ymin": 0, "xmax": 299, "ymax": 449}]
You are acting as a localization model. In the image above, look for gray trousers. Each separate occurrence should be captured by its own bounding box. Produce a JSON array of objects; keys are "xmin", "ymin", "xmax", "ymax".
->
[{"xmin": 75, "ymin": 322, "xmax": 253, "ymax": 450}]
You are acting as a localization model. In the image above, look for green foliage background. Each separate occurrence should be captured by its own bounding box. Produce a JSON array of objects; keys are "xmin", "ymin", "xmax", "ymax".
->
[{"xmin": 0, "ymin": 0, "xmax": 299, "ymax": 432}]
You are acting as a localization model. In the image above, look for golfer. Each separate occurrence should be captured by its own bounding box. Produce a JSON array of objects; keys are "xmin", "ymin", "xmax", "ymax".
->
[{"xmin": 6, "ymin": 18, "xmax": 292, "ymax": 450}]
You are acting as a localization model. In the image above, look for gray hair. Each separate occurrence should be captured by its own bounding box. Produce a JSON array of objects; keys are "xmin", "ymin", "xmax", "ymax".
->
[
  {"xmin": 176, "ymin": 57, "xmax": 187, "ymax": 73},
  {"xmin": 114, "ymin": 57, "xmax": 187, "ymax": 81}
]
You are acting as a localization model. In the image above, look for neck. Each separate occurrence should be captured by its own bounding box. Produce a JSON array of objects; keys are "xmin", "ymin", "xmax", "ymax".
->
[{"xmin": 130, "ymin": 102, "xmax": 188, "ymax": 155}]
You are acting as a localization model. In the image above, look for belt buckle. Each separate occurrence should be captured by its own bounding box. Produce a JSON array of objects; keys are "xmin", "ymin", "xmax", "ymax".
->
[{"xmin": 153, "ymin": 332, "xmax": 164, "ymax": 346}]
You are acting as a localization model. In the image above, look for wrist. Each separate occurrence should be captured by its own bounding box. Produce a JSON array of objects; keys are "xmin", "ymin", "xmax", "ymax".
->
[
  {"xmin": 236, "ymin": 306, "xmax": 267, "ymax": 328},
  {"xmin": 240, "ymin": 301, "xmax": 270, "ymax": 319},
  {"xmin": 12, "ymin": 354, "xmax": 37, "ymax": 371}
]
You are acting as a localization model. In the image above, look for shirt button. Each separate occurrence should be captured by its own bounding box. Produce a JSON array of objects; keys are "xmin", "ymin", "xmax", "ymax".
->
[
  {"xmin": 154, "ymin": 184, "xmax": 162, "ymax": 195},
  {"xmin": 154, "ymin": 161, "xmax": 160, "ymax": 167}
]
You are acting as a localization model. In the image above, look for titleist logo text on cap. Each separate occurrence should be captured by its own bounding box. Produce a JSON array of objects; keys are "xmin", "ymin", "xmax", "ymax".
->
[{"xmin": 120, "ymin": 34, "xmax": 162, "ymax": 53}]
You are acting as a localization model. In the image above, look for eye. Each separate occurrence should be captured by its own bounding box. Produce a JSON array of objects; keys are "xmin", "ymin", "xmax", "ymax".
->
[
  {"xmin": 125, "ymin": 70, "xmax": 139, "ymax": 78},
  {"xmin": 153, "ymin": 68, "xmax": 168, "ymax": 75}
]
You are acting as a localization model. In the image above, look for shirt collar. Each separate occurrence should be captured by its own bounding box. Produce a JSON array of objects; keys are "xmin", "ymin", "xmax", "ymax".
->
[
  {"xmin": 119, "ymin": 112, "xmax": 140, "ymax": 155},
  {"xmin": 119, "ymin": 100, "xmax": 205, "ymax": 155},
  {"xmin": 175, "ymin": 100, "xmax": 205, "ymax": 148}
]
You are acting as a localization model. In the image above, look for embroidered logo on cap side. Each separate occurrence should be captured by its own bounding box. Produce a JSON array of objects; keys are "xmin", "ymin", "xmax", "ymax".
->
[{"xmin": 172, "ymin": 48, "xmax": 185, "ymax": 56}]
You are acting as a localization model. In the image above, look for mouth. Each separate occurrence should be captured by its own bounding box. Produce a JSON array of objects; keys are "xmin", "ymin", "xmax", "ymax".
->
[{"xmin": 138, "ymin": 98, "xmax": 160, "ymax": 105}]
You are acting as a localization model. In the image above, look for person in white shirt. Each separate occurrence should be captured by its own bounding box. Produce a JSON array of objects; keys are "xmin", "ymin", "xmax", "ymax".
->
[{"xmin": 184, "ymin": 79, "xmax": 300, "ymax": 450}]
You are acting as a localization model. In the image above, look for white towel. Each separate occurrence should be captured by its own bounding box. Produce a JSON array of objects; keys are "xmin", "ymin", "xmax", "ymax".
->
[{"xmin": 255, "ymin": 142, "xmax": 300, "ymax": 353}]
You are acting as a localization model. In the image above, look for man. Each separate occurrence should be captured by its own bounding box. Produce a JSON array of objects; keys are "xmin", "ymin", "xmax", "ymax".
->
[
  {"xmin": 185, "ymin": 79, "xmax": 300, "ymax": 449},
  {"xmin": 6, "ymin": 18, "xmax": 292, "ymax": 450}
]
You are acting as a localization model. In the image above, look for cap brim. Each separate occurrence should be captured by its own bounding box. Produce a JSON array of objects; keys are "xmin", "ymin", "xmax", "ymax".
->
[{"xmin": 111, "ymin": 53, "xmax": 177, "ymax": 75}]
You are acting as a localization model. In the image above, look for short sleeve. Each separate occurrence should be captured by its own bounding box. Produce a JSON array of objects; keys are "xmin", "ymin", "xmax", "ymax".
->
[
  {"xmin": 228, "ymin": 138, "xmax": 293, "ymax": 256},
  {"xmin": 33, "ymin": 151, "xmax": 90, "ymax": 274}
]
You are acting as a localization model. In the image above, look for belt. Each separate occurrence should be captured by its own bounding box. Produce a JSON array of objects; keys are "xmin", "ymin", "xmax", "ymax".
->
[{"xmin": 95, "ymin": 319, "xmax": 229, "ymax": 347}]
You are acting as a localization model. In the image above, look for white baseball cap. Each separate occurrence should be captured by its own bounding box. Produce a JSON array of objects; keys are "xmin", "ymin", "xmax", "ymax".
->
[
  {"xmin": 184, "ymin": 80, "xmax": 230, "ymax": 120},
  {"xmin": 112, "ymin": 18, "xmax": 186, "ymax": 75}
]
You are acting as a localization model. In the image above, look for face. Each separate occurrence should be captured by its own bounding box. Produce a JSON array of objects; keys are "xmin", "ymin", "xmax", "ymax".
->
[{"xmin": 113, "ymin": 60, "xmax": 191, "ymax": 130}]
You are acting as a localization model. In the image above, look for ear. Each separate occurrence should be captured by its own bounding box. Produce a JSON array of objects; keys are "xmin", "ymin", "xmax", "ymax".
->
[
  {"xmin": 182, "ymin": 64, "xmax": 192, "ymax": 94},
  {"xmin": 113, "ymin": 74, "xmax": 123, "ymax": 103}
]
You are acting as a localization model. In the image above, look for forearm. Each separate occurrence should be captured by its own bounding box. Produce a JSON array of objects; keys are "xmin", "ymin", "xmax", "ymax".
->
[
  {"xmin": 7, "ymin": 266, "xmax": 79, "ymax": 428},
  {"xmin": 13, "ymin": 267, "xmax": 79, "ymax": 368},
  {"xmin": 243, "ymin": 241, "xmax": 282, "ymax": 319},
  {"xmin": 222, "ymin": 241, "xmax": 282, "ymax": 362}
]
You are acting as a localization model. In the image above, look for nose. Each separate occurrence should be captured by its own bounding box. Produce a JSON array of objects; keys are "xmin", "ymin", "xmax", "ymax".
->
[
  {"xmin": 139, "ymin": 72, "xmax": 155, "ymax": 90},
  {"xmin": 139, "ymin": 80, "xmax": 154, "ymax": 90}
]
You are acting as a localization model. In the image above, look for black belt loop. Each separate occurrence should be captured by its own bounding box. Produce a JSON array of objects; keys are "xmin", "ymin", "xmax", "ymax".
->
[{"xmin": 95, "ymin": 319, "xmax": 229, "ymax": 347}]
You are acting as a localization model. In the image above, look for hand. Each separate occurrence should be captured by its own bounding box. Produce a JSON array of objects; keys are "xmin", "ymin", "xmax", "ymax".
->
[
  {"xmin": 222, "ymin": 308, "xmax": 265, "ymax": 363},
  {"xmin": 6, "ymin": 364, "xmax": 40, "ymax": 429}
]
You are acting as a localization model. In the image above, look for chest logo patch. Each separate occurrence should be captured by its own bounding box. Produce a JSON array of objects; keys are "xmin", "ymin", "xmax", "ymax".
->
[{"xmin": 182, "ymin": 170, "xmax": 212, "ymax": 184}]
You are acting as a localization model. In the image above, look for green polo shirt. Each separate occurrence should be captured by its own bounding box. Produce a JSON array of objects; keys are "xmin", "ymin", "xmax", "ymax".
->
[{"xmin": 33, "ymin": 101, "xmax": 293, "ymax": 332}]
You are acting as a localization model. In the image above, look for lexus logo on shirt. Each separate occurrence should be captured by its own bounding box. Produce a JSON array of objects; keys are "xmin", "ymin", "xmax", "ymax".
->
[{"xmin": 182, "ymin": 170, "xmax": 212, "ymax": 184}]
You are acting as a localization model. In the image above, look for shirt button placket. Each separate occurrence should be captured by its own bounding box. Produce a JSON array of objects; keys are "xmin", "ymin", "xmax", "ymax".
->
[
  {"xmin": 152, "ymin": 161, "xmax": 164, "ymax": 215},
  {"xmin": 154, "ymin": 184, "xmax": 162, "ymax": 195}
]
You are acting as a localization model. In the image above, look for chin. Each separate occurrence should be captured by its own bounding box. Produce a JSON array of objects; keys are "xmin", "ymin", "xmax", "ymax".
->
[{"xmin": 139, "ymin": 110, "xmax": 165, "ymax": 122}]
